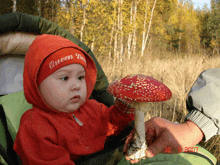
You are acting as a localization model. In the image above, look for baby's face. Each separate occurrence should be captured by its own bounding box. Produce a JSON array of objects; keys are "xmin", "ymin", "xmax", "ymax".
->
[{"xmin": 39, "ymin": 64, "xmax": 87, "ymax": 113}]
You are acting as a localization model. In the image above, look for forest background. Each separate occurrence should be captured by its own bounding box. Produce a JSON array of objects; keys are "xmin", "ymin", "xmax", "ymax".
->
[{"xmin": 1, "ymin": 0, "xmax": 220, "ymax": 161}]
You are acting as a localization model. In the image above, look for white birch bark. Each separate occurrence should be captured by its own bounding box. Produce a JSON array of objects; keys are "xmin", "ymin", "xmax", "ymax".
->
[
  {"xmin": 141, "ymin": 0, "xmax": 148, "ymax": 57},
  {"xmin": 117, "ymin": 0, "xmax": 123, "ymax": 62},
  {"xmin": 91, "ymin": 37, "xmax": 95, "ymax": 52},
  {"xmin": 127, "ymin": 3, "xmax": 133, "ymax": 60},
  {"xmin": 141, "ymin": 0, "xmax": 157, "ymax": 57},
  {"xmin": 109, "ymin": 24, "xmax": 115, "ymax": 60},
  {"xmin": 13, "ymin": 0, "xmax": 16, "ymax": 12},
  {"xmin": 120, "ymin": 0, "xmax": 124, "ymax": 62},
  {"xmin": 80, "ymin": 6, "xmax": 86, "ymax": 42},
  {"xmin": 69, "ymin": 0, "xmax": 76, "ymax": 35},
  {"xmin": 36, "ymin": 0, "xmax": 41, "ymax": 17},
  {"xmin": 131, "ymin": 0, "xmax": 138, "ymax": 57},
  {"xmin": 114, "ymin": 30, "xmax": 119, "ymax": 64},
  {"xmin": 109, "ymin": 6, "xmax": 117, "ymax": 60}
]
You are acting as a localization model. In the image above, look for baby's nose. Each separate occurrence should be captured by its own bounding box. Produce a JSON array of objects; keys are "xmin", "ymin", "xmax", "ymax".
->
[{"xmin": 71, "ymin": 81, "xmax": 80, "ymax": 90}]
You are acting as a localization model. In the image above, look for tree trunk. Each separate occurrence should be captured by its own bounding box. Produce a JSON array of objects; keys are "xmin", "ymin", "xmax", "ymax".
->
[
  {"xmin": 69, "ymin": 0, "xmax": 76, "ymax": 35},
  {"xmin": 141, "ymin": 0, "xmax": 157, "ymax": 57},
  {"xmin": 91, "ymin": 36, "xmax": 95, "ymax": 52},
  {"xmin": 80, "ymin": 6, "xmax": 86, "ymax": 42},
  {"xmin": 109, "ymin": 6, "xmax": 117, "ymax": 60},
  {"xmin": 117, "ymin": 0, "xmax": 123, "ymax": 62},
  {"xmin": 119, "ymin": 0, "xmax": 124, "ymax": 62},
  {"xmin": 13, "ymin": 0, "xmax": 16, "ymax": 12},
  {"xmin": 131, "ymin": 0, "xmax": 138, "ymax": 57},
  {"xmin": 36, "ymin": 0, "xmax": 41, "ymax": 17},
  {"xmin": 114, "ymin": 30, "xmax": 119, "ymax": 65},
  {"xmin": 141, "ymin": 0, "xmax": 148, "ymax": 57},
  {"xmin": 109, "ymin": 24, "xmax": 114, "ymax": 60},
  {"xmin": 127, "ymin": 3, "xmax": 133, "ymax": 60},
  {"xmin": 51, "ymin": 0, "xmax": 54, "ymax": 21}
]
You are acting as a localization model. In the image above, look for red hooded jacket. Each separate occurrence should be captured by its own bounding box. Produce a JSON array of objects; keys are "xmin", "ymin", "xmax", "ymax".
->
[{"xmin": 13, "ymin": 34, "xmax": 134, "ymax": 165}]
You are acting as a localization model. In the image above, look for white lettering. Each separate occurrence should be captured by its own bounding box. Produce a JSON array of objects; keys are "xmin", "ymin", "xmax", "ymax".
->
[
  {"xmin": 75, "ymin": 53, "xmax": 86, "ymax": 63},
  {"xmin": 48, "ymin": 54, "xmax": 86, "ymax": 69},
  {"xmin": 49, "ymin": 61, "xmax": 55, "ymax": 69}
]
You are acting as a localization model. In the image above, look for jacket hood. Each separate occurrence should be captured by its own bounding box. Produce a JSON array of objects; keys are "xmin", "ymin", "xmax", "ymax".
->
[{"xmin": 23, "ymin": 34, "xmax": 97, "ymax": 112}]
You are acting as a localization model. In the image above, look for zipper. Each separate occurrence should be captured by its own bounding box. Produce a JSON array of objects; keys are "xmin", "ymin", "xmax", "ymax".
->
[{"xmin": 72, "ymin": 114, "xmax": 83, "ymax": 126}]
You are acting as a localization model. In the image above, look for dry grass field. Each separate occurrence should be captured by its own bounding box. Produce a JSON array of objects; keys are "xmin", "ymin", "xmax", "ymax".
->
[{"xmin": 99, "ymin": 53, "xmax": 220, "ymax": 161}]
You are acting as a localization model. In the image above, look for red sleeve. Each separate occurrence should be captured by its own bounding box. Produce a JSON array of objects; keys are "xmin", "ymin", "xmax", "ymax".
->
[
  {"xmin": 13, "ymin": 111, "xmax": 75, "ymax": 165},
  {"xmin": 100, "ymin": 103, "xmax": 134, "ymax": 137}
]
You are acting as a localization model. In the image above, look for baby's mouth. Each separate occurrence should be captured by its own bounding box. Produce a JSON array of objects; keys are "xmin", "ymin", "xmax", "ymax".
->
[
  {"xmin": 73, "ymin": 95, "xmax": 80, "ymax": 99},
  {"xmin": 70, "ymin": 95, "xmax": 80, "ymax": 102}
]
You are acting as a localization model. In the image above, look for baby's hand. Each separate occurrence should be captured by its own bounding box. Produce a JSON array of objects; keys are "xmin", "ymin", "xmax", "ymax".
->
[{"xmin": 114, "ymin": 98, "xmax": 135, "ymax": 114}]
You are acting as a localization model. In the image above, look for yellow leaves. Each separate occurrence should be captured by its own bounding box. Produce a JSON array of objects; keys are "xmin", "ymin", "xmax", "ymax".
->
[
  {"xmin": 56, "ymin": 8, "xmax": 72, "ymax": 30},
  {"xmin": 210, "ymin": 39, "xmax": 217, "ymax": 48},
  {"xmin": 54, "ymin": 0, "xmax": 203, "ymax": 56}
]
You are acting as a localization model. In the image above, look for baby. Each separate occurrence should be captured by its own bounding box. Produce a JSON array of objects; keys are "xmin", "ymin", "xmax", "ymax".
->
[{"xmin": 13, "ymin": 34, "xmax": 134, "ymax": 165}]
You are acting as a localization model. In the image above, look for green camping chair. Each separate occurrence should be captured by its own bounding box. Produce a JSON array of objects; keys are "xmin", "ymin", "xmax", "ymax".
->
[{"xmin": 0, "ymin": 12, "xmax": 218, "ymax": 165}]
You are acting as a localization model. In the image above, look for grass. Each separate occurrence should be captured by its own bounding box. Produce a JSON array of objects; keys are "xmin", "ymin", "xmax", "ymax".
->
[{"xmin": 98, "ymin": 53, "xmax": 220, "ymax": 161}]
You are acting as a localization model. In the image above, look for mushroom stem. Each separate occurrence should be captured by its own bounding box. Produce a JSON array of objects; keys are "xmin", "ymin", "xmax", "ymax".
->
[{"xmin": 127, "ymin": 102, "xmax": 147, "ymax": 160}]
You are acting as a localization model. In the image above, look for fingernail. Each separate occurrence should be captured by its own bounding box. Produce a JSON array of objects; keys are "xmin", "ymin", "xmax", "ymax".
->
[{"xmin": 146, "ymin": 149, "xmax": 154, "ymax": 158}]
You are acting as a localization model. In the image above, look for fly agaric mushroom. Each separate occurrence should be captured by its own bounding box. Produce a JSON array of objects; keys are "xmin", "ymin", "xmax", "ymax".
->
[{"xmin": 107, "ymin": 74, "xmax": 172, "ymax": 160}]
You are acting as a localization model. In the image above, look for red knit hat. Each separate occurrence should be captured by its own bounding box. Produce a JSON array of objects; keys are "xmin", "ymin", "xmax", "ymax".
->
[{"xmin": 37, "ymin": 48, "xmax": 87, "ymax": 85}]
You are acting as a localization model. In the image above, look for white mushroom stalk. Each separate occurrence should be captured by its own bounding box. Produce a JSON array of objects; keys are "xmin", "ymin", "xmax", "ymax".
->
[
  {"xmin": 127, "ymin": 102, "xmax": 148, "ymax": 160},
  {"xmin": 107, "ymin": 74, "xmax": 172, "ymax": 160}
]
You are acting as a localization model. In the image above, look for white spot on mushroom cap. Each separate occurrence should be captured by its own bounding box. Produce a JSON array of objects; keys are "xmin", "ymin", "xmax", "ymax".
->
[{"xmin": 107, "ymin": 74, "xmax": 172, "ymax": 102}]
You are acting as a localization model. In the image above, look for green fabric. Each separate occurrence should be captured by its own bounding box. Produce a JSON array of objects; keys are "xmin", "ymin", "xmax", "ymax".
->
[
  {"xmin": 0, "ymin": 12, "xmax": 114, "ymax": 107},
  {"xmin": 0, "ymin": 120, "xmax": 7, "ymax": 150},
  {"xmin": 117, "ymin": 144, "xmax": 217, "ymax": 165},
  {"xmin": 0, "ymin": 12, "xmax": 40, "ymax": 34},
  {"xmin": 0, "ymin": 91, "xmax": 32, "ymax": 141},
  {"xmin": 0, "ymin": 91, "xmax": 30, "ymax": 165}
]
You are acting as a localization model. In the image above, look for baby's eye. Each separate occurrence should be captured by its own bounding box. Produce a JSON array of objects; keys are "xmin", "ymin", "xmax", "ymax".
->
[
  {"xmin": 60, "ymin": 76, "xmax": 69, "ymax": 81},
  {"xmin": 78, "ymin": 75, "xmax": 85, "ymax": 80}
]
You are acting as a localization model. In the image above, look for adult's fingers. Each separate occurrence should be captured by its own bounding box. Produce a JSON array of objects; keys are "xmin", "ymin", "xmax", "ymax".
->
[
  {"xmin": 145, "ymin": 135, "xmax": 167, "ymax": 158},
  {"xmin": 123, "ymin": 129, "xmax": 135, "ymax": 153}
]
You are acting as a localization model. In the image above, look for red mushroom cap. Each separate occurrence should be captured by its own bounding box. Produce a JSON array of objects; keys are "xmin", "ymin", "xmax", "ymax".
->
[{"xmin": 107, "ymin": 74, "xmax": 172, "ymax": 102}]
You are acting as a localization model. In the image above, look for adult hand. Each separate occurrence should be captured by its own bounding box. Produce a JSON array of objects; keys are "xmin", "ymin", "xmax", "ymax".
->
[{"xmin": 123, "ymin": 117, "xmax": 204, "ymax": 164}]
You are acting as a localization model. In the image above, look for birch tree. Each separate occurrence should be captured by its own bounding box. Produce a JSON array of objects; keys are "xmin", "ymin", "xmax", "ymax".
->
[
  {"xmin": 141, "ymin": 0, "xmax": 157, "ymax": 57},
  {"xmin": 119, "ymin": 0, "xmax": 124, "ymax": 62},
  {"xmin": 13, "ymin": 0, "xmax": 16, "ymax": 12},
  {"xmin": 69, "ymin": 0, "xmax": 77, "ymax": 35},
  {"xmin": 127, "ymin": 2, "xmax": 133, "ymax": 60},
  {"xmin": 80, "ymin": 5, "xmax": 86, "ymax": 41},
  {"xmin": 36, "ymin": 0, "xmax": 41, "ymax": 17},
  {"xmin": 131, "ymin": 0, "xmax": 139, "ymax": 57},
  {"xmin": 109, "ymin": 5, "xmax": 117, "ymax": 60}
]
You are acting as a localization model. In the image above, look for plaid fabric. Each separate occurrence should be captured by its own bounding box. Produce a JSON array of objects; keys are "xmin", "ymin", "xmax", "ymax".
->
[{"xmin": 114, "ymin": 98, "xmax": 135, "ymax": 114}]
